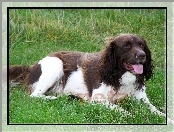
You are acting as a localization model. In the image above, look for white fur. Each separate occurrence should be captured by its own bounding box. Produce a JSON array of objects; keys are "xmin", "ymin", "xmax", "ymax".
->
[
  {"xmin": 30, "ymin": 56, "xmax": 64, "ymax": 99},
  {"xmin": 118, "ymin": 71, "xmax": 137, "ymax": 95},
  {"xmin": 63, "ymin": 68, "xmax": 89, "ymax": 101}
]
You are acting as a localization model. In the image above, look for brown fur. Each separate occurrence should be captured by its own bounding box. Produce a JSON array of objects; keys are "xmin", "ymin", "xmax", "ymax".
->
[
  {"xmin": 25, "ymin": 64, "xmax": 42, "ymax": 85},
  {"xmin": 80, "ymin": 53, "xmax": 102, "ymax": 96},
  {"xmin": 9, "ymin": 65, "xmax": 31, "ymax": 84}
]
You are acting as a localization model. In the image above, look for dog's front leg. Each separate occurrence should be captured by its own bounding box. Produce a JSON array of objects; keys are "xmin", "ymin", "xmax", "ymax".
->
[
  {"xmin": 90, "ymin": 88, "xmax": 130, "ymax": 116},
  {"xmin": 133, "ymin": 86, "xmax": 174, "ymax": 125}
]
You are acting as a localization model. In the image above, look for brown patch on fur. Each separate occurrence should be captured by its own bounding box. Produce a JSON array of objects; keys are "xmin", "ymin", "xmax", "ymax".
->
[
  {"xmin": 9, "ymin": 65, "xmax": 31, "ymax": 84},
  {"xmin": 9, "ymin": 63, "xmax": 42, "ymax": 95},
  {"xmin": 25, "ymin": 63, "xmax": 42, "ymax": 85},
  {"xmin": 50, "ymin": 51, "xmax": 102, "ymax": 97},
  {"xmin": 80, "ymin": 53, "xmax": 102, "ymax": 97},
  {"xmin": 49, "ymin": 51, "xmax": 85, "ymax": 87}
]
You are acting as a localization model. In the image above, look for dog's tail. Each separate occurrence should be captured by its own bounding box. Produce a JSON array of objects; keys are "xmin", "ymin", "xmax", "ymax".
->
[{"xmin": 9, "ymin": 65, "xmax": 32, "ymax": 85}]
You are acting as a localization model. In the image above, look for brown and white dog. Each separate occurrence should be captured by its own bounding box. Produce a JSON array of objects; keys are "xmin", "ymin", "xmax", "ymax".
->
[{"xmin": 9, "ymin": 34, "xmax": 173, "ymax": 124}]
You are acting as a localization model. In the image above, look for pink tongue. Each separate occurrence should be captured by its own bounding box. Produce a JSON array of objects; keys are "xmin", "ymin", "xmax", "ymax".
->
[{"xmin": 132, "ymin": 64, "xmax": 143, "ymax": 74}]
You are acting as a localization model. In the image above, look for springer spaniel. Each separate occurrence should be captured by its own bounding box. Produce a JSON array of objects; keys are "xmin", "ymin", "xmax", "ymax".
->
[{"xmin": 9, "ymin": 34, "xmax": 173, "ymax": 124}]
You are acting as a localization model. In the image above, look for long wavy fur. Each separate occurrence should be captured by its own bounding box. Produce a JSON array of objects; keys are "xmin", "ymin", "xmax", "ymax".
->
[
  {"xmin": 99, "ymin": 37, "xmax": 123, "ymax": 90},
  {"xmin": 141, "ymin": 38, "xmax": 154, "ymax": 81}
]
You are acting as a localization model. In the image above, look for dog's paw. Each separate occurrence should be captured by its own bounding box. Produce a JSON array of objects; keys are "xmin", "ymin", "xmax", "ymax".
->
[
  {"xmin": 44, "ymin": 96, "xmax": 57, "ymax": 100},
  {"xmin": 30, "ymin": 94, "xmax": 57, "ymax": 100}
]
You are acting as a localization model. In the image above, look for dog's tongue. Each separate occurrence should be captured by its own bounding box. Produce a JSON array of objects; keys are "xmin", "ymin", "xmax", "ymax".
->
[{"xmin": 132, "ymin": 64, "xmax": 143, "ymax": 74}]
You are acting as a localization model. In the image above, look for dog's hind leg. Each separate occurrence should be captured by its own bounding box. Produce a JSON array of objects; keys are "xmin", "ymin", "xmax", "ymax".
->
[{"xmin": 30, "ymin": 56, "xmax": 64, "ymax": 99}]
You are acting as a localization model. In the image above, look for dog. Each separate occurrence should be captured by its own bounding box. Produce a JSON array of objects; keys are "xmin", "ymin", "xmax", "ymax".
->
[{"xmin": 9, "ymin": 34, "xmax": 173, "ymax": 124}]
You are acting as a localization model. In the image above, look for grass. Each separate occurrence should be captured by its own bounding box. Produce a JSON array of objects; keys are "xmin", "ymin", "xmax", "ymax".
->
[{"xmin": 9, "ymin": 8, "xmax": 166, "ymax": 124}]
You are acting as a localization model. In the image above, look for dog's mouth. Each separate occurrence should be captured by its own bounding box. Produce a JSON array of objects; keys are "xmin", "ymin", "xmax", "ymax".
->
[{"xmin": 123, "ymin": 62, "xmax": 143, "ymax": 74}]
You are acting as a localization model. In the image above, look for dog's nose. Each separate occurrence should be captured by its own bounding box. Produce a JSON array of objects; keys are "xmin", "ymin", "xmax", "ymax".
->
[{"xmin": 136, "ymin": 51, "xmax": 146, "ymax": 60}]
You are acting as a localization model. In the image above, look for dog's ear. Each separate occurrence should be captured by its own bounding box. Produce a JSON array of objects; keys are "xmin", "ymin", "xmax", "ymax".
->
[
  {"xmin": 102, "ymin": 37, "xmax": 117, "ymax": 64},
  {"xmin": 100, "ymin": 37, "xmax": 118, "ymax": 86},
  {"xmin": 142, "ymin": 38, "xmax": 154, "ymax": 80}
]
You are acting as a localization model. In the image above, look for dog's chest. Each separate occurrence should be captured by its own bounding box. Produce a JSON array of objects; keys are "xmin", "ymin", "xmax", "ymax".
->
[{"xmin": 117, "ymin": 72, "xmax": 137, "ymax": 95}]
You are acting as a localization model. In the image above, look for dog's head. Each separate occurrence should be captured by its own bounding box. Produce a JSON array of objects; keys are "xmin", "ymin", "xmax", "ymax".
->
[{"xmin": 101, "ymin": 34, "xmax": 153, "ymax": 83}]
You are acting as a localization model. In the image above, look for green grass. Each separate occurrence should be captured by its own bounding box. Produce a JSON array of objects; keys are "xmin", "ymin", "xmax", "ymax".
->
[{"xmin": 9, "ymin": 9, "xmax": 166, "ymax": 124}]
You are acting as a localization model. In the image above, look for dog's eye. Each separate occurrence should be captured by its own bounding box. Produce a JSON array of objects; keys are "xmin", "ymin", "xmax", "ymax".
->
[
  {"xmin": 123, "ymin": 41, "xmax": 132, "ymax": 49},
  {"xmin": 139, "ymin": 43, "xmax": 144, "ymax": 47},
  {"xmin": 124, "ymin": 44, "xmax": 131, "ymax": 49}
]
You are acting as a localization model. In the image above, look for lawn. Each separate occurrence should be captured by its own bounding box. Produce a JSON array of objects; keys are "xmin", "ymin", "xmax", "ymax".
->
[{"xmin": 9, "ymin": 8, "xmax": 166, "ymax": 124}]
